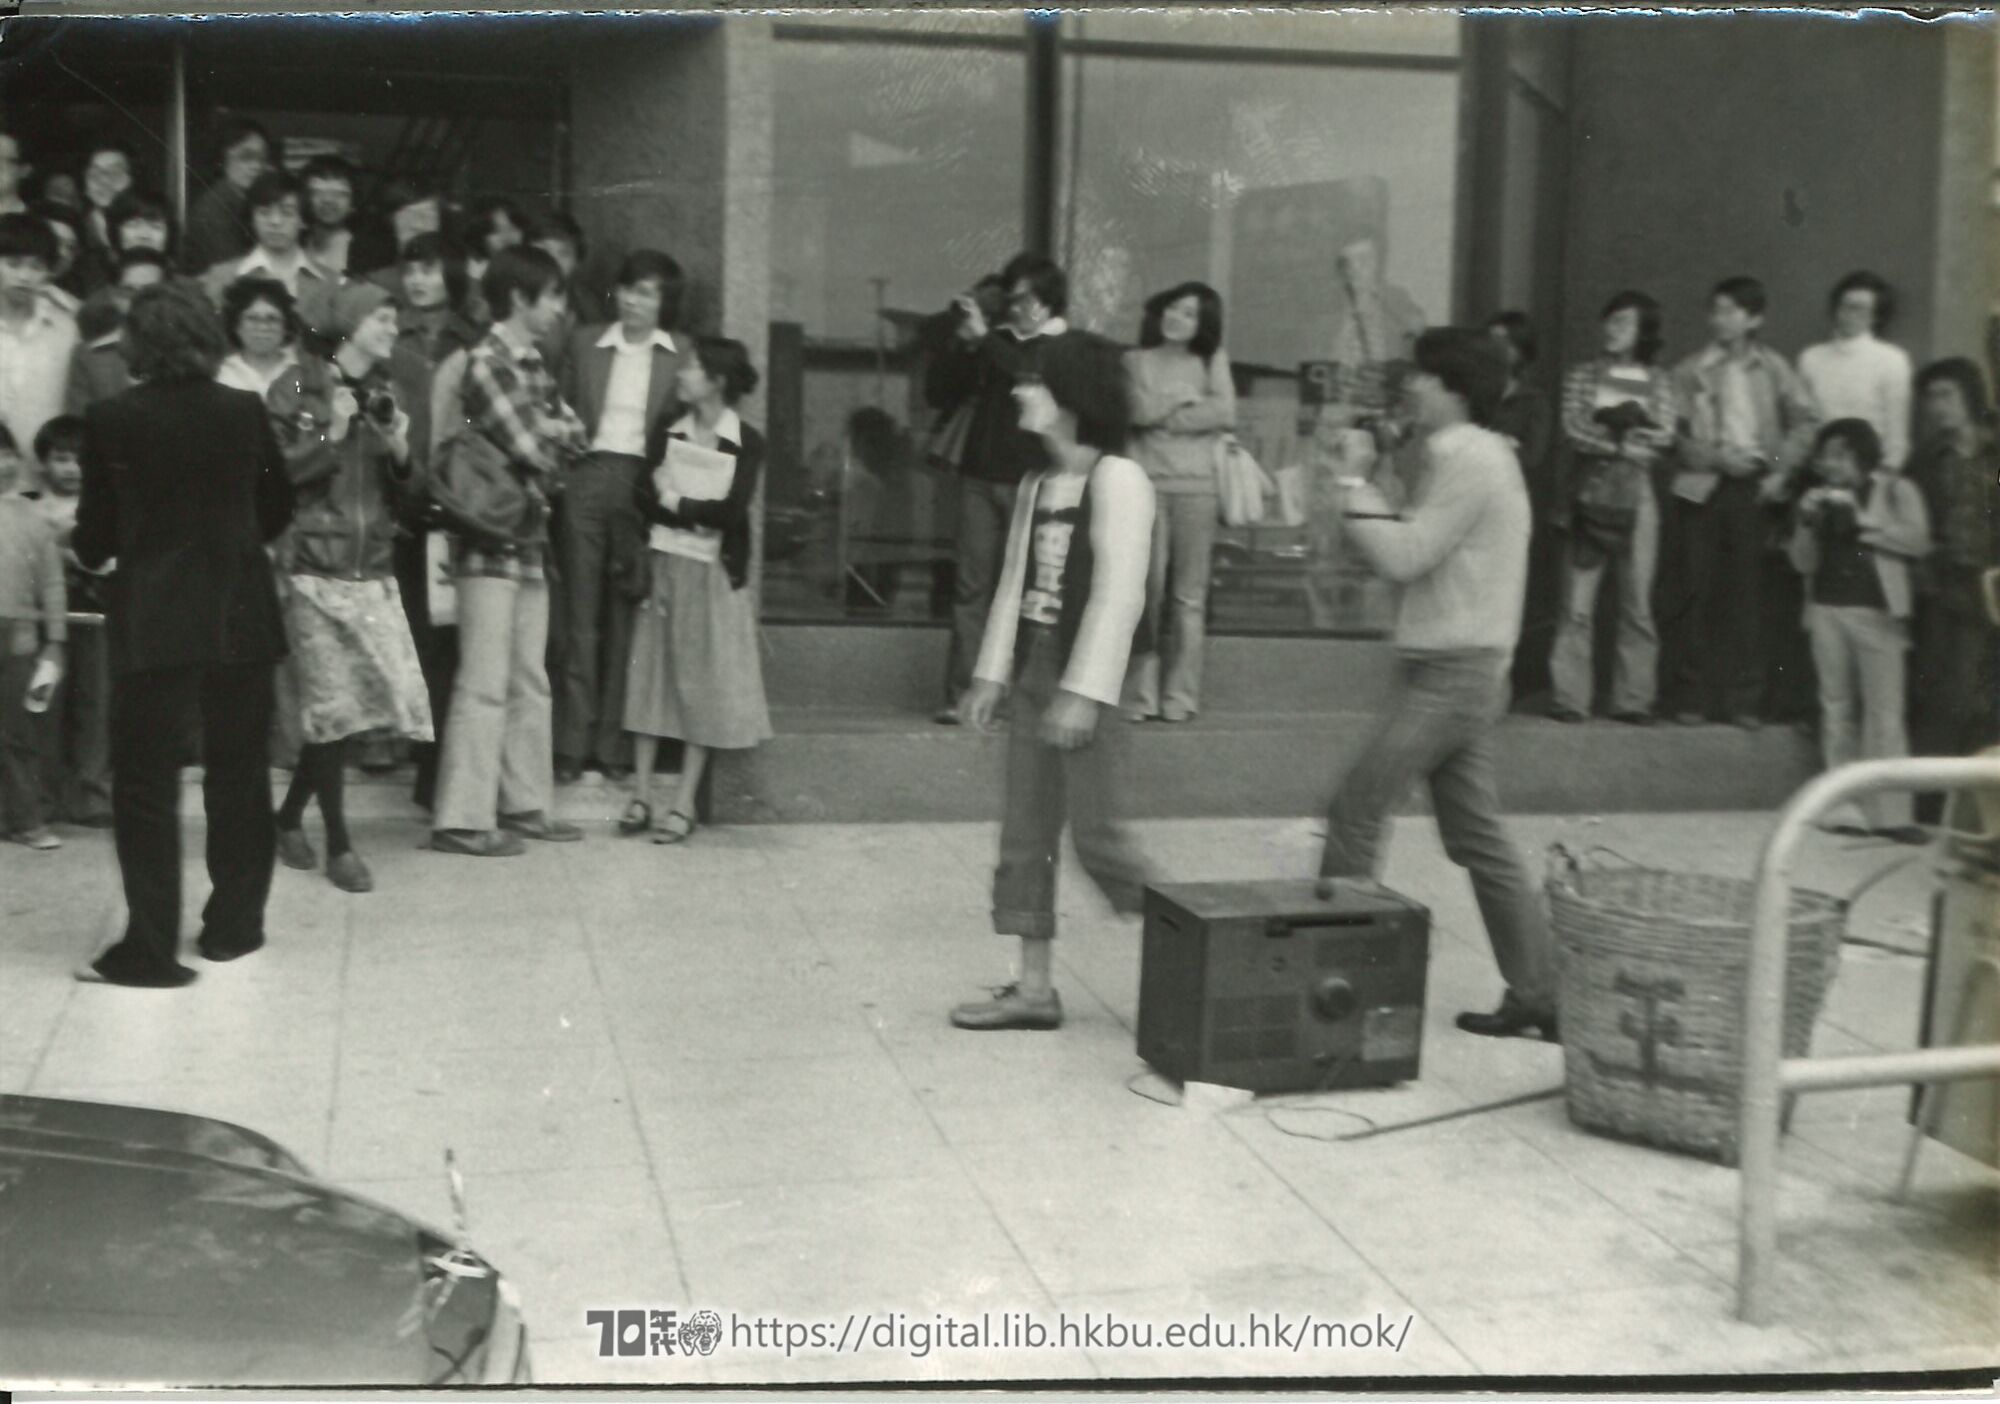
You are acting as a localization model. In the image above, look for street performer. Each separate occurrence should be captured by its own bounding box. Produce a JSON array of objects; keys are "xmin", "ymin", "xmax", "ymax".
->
[{"xmin": 1317, "ymin": 327, "xmax": 1559, "ymax": 1041}]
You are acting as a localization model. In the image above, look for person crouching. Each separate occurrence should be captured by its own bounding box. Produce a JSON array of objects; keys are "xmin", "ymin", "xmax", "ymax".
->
[{"xmin": 952, "ymin": 331, "xmax": 1156, "ymax": 1032}]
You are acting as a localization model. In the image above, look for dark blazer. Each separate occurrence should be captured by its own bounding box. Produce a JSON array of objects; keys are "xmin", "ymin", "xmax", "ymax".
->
[
  {"xmin": 75, "ymin": 379, "xmax": 295, "ymax": 676},
  {"xmin": 641, "ymin": 419, "xmax": 765, "ymax": 591},
  {"xmin": 560, "ymin": 322, "xmax": 685, "ymax": 449}
]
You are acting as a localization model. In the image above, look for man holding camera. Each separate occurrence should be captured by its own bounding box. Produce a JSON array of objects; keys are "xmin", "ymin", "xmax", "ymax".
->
[{"xmin": 924, "ymin": 253, "xmax": 1071, "ymax": 723}]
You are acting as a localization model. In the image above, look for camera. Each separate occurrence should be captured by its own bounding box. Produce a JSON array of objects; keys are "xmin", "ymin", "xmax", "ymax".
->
[{"xmin": 365, "ymin": 389, "xmax": 399, "ymax": 428}]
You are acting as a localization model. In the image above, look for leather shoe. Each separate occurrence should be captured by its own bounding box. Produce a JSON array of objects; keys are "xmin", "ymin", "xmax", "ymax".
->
[
  {"xmin": 553, "ymin": 761, "xmax": 584, "ymax": 785},
  {"xmin": 76, "ymin": 959, "xmax": 199, "ymax": 987},
  {"xmin": 1611, "ymin": 710, "xmax": 1655, "ymax": 727},
  {"xmin": 499, "ymin": 810, "xmax": 583, "ymax": 842},
  {"xmin": 1455, "ymin": 994, "xmax": 1558, "ymax": 1042},
  {"xmin": 950, "ymin": 983, "xmax": 1063, "ymax": 1031},
  {"xmin": 1547, "ymin": 707, "xmax": 1588, "ymax": 724},
  {"xmin": 327, "ymin": 851, "xmax": 374, "ymax": 893},
  {"xmin": 276, "ymin": 826, "xmax": 318, "ymax": 871},
  {"xmin": 430, "ymin": 828, "xmax": 527, "ymax": 857},
  {"xmin": 197, "ymin": 934, "xmax": 265, "ymax": 963},
  {"xmin": 1730, "ymin": 714, "xmax": 1764, "ymax": 732}
]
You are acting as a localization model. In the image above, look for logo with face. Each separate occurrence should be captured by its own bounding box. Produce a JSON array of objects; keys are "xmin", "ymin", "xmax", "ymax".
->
[{"xmin": 678, "ymin": 1308, "xmax": 722, "ymax": 1357}]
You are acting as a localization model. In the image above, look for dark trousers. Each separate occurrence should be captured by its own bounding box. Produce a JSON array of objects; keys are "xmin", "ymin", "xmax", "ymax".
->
[
  {"xmin": 395, "ymin": 529, "xmax": 461, "ymax": 812},
  {"xmin": 1319, "ymin": 649, "xmax": 1556, "ymax": 1014},
  {"xmin": 0, "ymin": 648, "xmax": 46, "ymax": 835},
  {"xmin": 1664, "ymin": 477, "xmax": 1767, "ymax": 720},
  {"xmin": 991, "ymin": 627, "xmax": 1151, "ymax": 939},
  {"xmin": 944, "ymin": 478, "xmax": 1018, "ymax": 705},
  {"xmin": 554, "ymin": 452, "xmax": 646, "ymax": 767},
  {"xmin": 43, "ymin": 622, "xmax": 112, "ymax": 823},
  {"xmin": 95, "ymin": 660, "xmax": 276, "ymax": 979}
]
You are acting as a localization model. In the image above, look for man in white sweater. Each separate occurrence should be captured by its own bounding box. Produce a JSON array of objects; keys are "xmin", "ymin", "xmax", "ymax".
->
[
  {"xmin": 1320, "ymin": 327, "xmax": 1558, "ymax": 1041},
  {"xmin": 1798, "ymin": 271, "xmax": 1911, "ymax": 469}
]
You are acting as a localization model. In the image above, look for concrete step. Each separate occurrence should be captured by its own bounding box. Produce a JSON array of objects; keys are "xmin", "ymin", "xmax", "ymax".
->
[
  {"xmin": 762, "ymin": 624, "xmax": 1396, "ymax": 714},
  {"xmin": 710, "ymin": 707, "xmax": 1820, "ymax": 824},
  {"xmin": 188, "ymin": 711, "xmax": 1818, "ymax": 827}
]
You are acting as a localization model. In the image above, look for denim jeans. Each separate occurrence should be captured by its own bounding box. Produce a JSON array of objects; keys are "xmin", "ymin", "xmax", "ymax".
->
[
  {"xmin": 0, "ymin": 647, "xmax": 45, "ymax": 834},
  {"xmin": 434, "ymin": 574, "xmax": 554, "ymax": 833},
  {"xmin": 1320, "ymin": 649, "xmax": 1556, "ymax": 1014},
  {"xmin": 944, "ymin": 478, "xmax": 1017, "ymax": 705},
  {"xmin": 992, "ymin": 627, "xmax": 1152, "ymax": 940},
  {"xmin": 1806, "ymin": 604, "xmax": 1912, "ymax": 829},
  {"xmin": 1549, "ymin": 487, "xmax": 1659, "ymax": 716},
  {"xmin": 1125, "ymin": 490, "xmax": 1218, "ymax": 719},
  {"xmin": 1665, "ymin": 477, "xmax": 1766, "ymax": 719}
]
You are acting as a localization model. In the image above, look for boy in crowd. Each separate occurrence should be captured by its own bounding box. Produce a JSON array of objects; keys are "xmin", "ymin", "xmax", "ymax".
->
[
  {"xmin": 300, "ymin": 154, "xmax": 359, "ymax": 277},
  {"xmin": 0, "ymin": 129, "xmax": 30, "ymax": 218},
  {"xmin": 29, "ymin": 415, "xmax": 110, "ymax": 826},
  {"xmin": 1798, "ymin": 271, "xmax": 1911, "ymax": 470},
  {"xmin": 0, "ymin": 423, "xmax": 66, "ymax": 849},
  {"xmin": 1666, "ymin": 276, "xmax": 1819, "ymax": 728},
  {"xmin": 0, "ymin": 213, "xmax": 80, "ymax": 481},
  {"xmin": 201, "ymin": 170, "xmax": 334, "ymax": 305},
  {"xmin": 181, "ymin": 118, "xmax": 271, "ymax": 274},
  {"xmin": 68, "ymin": 248, "xmax": 168, "ymax": 407}
]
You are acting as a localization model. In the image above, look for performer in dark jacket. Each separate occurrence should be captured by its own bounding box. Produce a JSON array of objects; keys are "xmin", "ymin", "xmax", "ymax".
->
[{"xmin": 72, "ymin": 282, "xmax": 295, "ymax": 986}]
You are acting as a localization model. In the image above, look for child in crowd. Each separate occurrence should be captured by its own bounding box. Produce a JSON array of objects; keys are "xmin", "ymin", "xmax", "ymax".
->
[
  {"xmin": 623, "ymin": 337, "xmax": 772, "ymax": 844},
  {"xmin": 0, "ymin": 424, "xmax": 67, "ymax": 849},
  {"xmin": 1788, "ymin": 419, "xmax": 1931, "ymax": 843},
  {"xmin": 30, "ymin": 415, "xmax": 111, "ymax": 825},
  {"xmin": 952, "ymin": 331, "xmax": 1156, "ymax": 1032}
]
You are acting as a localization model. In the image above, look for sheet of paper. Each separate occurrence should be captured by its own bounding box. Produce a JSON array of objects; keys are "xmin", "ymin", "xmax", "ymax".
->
[{"xmin": 652, "ymin": 439, "xmax": 735, "ymax": 564}]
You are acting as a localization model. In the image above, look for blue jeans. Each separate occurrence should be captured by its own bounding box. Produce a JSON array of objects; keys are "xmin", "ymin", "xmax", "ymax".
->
[
  {"xmin": 1320, "ymin": 649, "xmax": 1556, "ymax": 1014},
  {"xmin": 992, "ymin": 627, "xmax": 1152, "ymax": 939}
]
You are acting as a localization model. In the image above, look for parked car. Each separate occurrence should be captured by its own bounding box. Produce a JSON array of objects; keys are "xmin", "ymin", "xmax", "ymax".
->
[{"xmin": 0, "ymin": 1094, "xmax": 529, "ymax": 1387}]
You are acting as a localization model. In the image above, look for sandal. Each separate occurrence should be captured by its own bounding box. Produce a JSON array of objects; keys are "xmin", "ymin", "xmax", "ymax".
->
[
  {"xmin": 618, "ymin": 798, "xmax": 653, "ymax": 837},
  {"xmin": 652, "ymin": 810, "xmax": 697, "ymax": 845}
]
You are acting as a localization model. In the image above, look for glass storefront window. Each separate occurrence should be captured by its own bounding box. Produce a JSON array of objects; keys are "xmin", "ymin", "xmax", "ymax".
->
[
  {"xmin": 762, "ymin": 19, "xmax": 1027, "ymax": 623},
  {"xmin": 1058, "ymin": 22, "xmax": 1462, "ymax": 635}
]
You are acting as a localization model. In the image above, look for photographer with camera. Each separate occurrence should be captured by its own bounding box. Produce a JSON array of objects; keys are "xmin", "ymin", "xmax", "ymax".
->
[
  {"xmin": 265, "ymin": 281, "xmax": 435, "ymax": 892},
  {"xmin": 1787, "ymin": 418, "xmax": 1931, "ymax": 843},
  {"xmin": 924, "ymin": 253, "xmax": 1070, "ymax": 723}
]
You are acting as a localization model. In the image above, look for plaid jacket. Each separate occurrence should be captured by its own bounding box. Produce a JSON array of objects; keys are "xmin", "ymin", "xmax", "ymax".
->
[{"xmin": 454, "ymin": 326, "xmax": 587, "ymax": 579}]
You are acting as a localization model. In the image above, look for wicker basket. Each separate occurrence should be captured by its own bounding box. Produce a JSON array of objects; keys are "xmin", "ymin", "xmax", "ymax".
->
[{"xmin": 1547, "ymin": 848, "xmax": 1846, "ymax": 1165}]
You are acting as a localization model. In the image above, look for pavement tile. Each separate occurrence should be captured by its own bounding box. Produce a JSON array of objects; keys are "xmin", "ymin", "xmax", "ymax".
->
[
  {"xmin": 670, "ymin": 1173, "xmax": 1042, "ymax": 1320},
  {"xmin": 964, "ymin": 1119, "xmax": 1371, "ymax": 1298},
  {"xmin": 1059, "ymin": 1269, "xmax": 1472, "ymax": 1379},
  {"xmin": 1408, "ymin": 1279, "xmax": 1827, "ymax": 1375}
]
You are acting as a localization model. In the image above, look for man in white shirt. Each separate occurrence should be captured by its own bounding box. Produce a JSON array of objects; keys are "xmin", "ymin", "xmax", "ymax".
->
[
  {"xmin": 1798, "ymin": 270, "xmax": 1912, "ymax": 469},
  {"xmin": 552, "ymin": 249, "xmax": 687, "ymax": 781},
  {"xmin": 202, "ymin": 171, "xmax": 334, "ymax": 308},
  {"xmin": 1323, "ymin": 327, "xmax": 1558, "ymax": 1041},
  {"xmin": 0, "ymin": 215, "xmax": 80, "ymax": 488}
]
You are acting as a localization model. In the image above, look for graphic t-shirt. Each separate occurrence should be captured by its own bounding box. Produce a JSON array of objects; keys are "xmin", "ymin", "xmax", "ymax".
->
[{"xmin": 1019, "ymin": 472, "xmax": 1087, "ymax": 627}]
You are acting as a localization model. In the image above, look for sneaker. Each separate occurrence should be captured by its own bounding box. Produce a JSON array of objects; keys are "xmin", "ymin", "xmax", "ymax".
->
[
  {"xmin": 276, "ymin": 826, "xmax": 318, "ymax": 870},
  {"xmin": 499, "ymin": 810, "xmax": 583, "ymax": 842},
  {"xmin": 430, "ymin": 828, "xmax": 527, "ymax": 857},
  {"xmin": 11, "ymin": 827, "xmax": 61, "ymax": 851},
  {"xmin": 950, "ymin": 983, "xmax": 1064, "ymax": 1031},
  {"xmin": 327, "ymin": 850, "xmax": 374, "ymax": 893},
  {"xmin": 1547, "ymin": 707, "xmax": 1588, "ymax": 724}
]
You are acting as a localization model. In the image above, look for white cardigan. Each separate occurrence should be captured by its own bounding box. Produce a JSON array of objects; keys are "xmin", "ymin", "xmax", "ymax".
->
[{"xmin": 973, "ymin": 454, "xmax": 1155, "ymax": 707}]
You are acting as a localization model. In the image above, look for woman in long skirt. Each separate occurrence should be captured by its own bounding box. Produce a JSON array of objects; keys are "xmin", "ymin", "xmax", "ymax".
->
[{"xmin": 622, "ymin": 337, "xmax": 772, "ymax": 844}]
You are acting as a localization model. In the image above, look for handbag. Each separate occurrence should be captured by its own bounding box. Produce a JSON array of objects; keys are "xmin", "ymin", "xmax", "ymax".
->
[
  {"xmin": 1215, "ymin": 433, "xmax": 1271, "ymax": 528},
  {"xmin": 426, "ymin": 428, "xmax": 543, "ymax": 551}
]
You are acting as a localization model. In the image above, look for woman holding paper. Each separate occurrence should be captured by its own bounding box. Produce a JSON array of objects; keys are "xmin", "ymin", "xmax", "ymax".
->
[{"xmin": 623, "ymin": 336, "xmax": 771, "ymax": 843}]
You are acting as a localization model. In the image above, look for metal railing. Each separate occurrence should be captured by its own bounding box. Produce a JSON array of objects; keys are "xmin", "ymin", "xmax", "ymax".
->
[{"xmin": 1735, "ymin": 755, "xmax": 2000, "ymax": 1324}]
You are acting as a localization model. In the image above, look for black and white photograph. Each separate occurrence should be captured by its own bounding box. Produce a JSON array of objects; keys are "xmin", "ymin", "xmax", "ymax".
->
[{"xmin": 0, "ymin": 0, "xmax": 1996, "ymax": 1390}]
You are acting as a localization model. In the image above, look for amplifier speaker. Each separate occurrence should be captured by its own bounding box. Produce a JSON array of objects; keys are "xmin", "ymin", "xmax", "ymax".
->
[{"xmin": 1137, "ymin": 879, "xmax": 1431, "ymax": 1095}]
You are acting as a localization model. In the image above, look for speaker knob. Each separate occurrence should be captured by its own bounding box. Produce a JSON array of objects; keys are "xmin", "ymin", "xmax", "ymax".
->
[{"xmin": 1311, "ymin": 977, "xmax": 1357, "ymax": 1023}]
